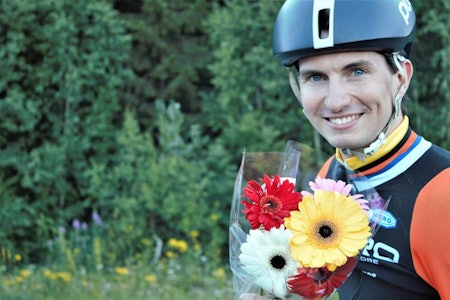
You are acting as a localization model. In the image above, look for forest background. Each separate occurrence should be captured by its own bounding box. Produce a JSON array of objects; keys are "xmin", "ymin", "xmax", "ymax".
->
[{"xmin": 0, "ymin": 0, "xmax": 449, "ymax": 299}]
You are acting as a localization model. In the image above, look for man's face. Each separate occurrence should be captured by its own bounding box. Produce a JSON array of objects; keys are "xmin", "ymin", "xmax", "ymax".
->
[{"xmin": 298, "ymin": 51, "xmax": 403, "ymax": 149}]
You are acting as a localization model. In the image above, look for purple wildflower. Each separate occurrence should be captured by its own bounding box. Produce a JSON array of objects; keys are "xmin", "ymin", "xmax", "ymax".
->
[{"xmin": 92, "ymin": 210, "xmax": 103, "ymax": 227}]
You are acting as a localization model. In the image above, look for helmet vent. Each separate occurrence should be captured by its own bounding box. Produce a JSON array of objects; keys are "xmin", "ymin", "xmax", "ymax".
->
[
  {"xmin": 312, "ymin": 0, "xmax": 335, "ymax": 49},
  {"xmin": 318, "ymin": 9, "xmax": 330, "ymax": 39}
]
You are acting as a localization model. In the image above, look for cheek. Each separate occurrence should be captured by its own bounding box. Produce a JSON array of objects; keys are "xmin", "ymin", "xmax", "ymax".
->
[{"xmin": 300, "ymin": 90, "xmax": 320, "ymax": 113}]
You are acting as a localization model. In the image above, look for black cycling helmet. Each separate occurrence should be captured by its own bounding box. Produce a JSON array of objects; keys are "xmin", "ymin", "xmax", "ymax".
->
[{"xmin": 273, "ymin": 0, "xmax": 416, "ymax": 67}]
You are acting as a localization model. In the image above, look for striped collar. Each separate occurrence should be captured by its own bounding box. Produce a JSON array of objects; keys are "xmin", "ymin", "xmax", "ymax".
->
[
  {"xmin": 335, "ymin": 116, "xmax": 432, "ymax": 190},
  {"xmin": 336, "ymin": 116, "xmax": 409, "ymax": 170}
]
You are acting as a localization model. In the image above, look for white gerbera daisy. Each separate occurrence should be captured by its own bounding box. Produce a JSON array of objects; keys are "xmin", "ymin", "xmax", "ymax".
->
[{"xmin": 239, "ymin": 225, "xmax": 300, "ymax": 299}]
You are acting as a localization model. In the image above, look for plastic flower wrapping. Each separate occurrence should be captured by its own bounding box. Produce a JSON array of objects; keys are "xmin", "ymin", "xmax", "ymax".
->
[{"xmin": 229, "ymin": 141, "xmax": 389, "ymax": 300}]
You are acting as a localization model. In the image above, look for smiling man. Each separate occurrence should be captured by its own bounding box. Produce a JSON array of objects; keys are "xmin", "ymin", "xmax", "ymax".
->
[
  {"xmin": 297, "ymin": 51, "xmax": 411, "ymax": 152},
  {"xmin": 268, "ymin": 0, "xmax": 450, "ymax": 299}
]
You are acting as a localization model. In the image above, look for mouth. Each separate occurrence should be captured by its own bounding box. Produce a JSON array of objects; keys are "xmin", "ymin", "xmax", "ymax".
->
[{"xmin": 327, "ymin": 114, "xmax": 361, "ymax": 125}]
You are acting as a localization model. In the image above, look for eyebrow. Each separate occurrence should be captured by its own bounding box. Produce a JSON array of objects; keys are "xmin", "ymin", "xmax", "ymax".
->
[
  {"xmin": 341, "ymin": 59, "xmax": 375, "ymax": 71},
  {"xmin": 299, "ymin": 59, "xmax": 375, "ymax": 78}
]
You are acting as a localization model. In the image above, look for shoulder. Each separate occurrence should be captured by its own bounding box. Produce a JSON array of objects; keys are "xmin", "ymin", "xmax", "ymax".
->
[
  {"xmin": 407, "ymin": 141, "xmax": 450, "ymax": 187},
  {"xmin": 317, "ymin": 155, "xmax": 336, "ymax": 178},
  {"xmin": 410, "ymin": 167, "xmax": 450, "ymax": 298},
  {"xmin": 428, "ymin": 143, "xmax": 450, "ymax": 161},
  {"xmin": 414, "ymin": 167, "xmax": 450, "ymax": 210},
  {"xmin": 420, "ymin": 139, "xmax": 450, "ymax": 166}
]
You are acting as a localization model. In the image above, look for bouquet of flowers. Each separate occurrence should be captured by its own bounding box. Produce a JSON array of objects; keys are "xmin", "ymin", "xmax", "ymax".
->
[{"xmin": 230, "ymin": 141, "xmax": 387, "ymax": 300}]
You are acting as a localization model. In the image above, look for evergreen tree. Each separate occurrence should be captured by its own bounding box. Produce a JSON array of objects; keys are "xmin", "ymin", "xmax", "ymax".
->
[{"xmin": 114, "ymin": 0, "xmax": 213, "ymax": 126}]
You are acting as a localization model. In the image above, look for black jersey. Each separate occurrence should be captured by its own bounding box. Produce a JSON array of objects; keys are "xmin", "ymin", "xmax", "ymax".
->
[{"xmin": 318, "ymin": 124, "xmax": 450, "ymax": 299}]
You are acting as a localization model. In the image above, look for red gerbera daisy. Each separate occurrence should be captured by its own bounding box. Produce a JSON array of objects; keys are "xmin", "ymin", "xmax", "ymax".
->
[
  {"xmin": 242, "ymin": 174, "xmax": 302, "ymax": 230},
  {"xmin": 287, "ymin": 257, "xmax": 359, "ymax": 299}
]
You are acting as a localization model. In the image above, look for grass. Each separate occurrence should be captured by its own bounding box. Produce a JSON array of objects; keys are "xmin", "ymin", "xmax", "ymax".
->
[
  {"xmin": 1, "ymin": 228, "xmax": 234, "ymax": 299},
  {"xmin": 1, "ymin": 263, "xmax": 234, "ymax": 300}
]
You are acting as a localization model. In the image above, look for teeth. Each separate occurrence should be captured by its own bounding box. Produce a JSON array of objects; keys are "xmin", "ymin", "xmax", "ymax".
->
[{"xmin": 329, "ymin": 115, "xmax": 359, "ymax": 125}]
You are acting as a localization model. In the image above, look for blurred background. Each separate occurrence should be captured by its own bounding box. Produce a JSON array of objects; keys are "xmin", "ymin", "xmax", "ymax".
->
[{"xmin": 0, "ymin": 0, "xmax": 448, "ymax": 299}]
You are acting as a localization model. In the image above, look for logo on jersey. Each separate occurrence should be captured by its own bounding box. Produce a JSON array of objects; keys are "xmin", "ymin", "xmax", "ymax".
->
[
  {"xmin": 370, "ymin": 209, "xmax": 397, "ymax": 229},
  {"xmin": 360, "ymin": 238, "xmax": 401, "ymax": 279},
  {"xmin": 361, "ymin": 238, "xmax": 400, "ymax": 264}
]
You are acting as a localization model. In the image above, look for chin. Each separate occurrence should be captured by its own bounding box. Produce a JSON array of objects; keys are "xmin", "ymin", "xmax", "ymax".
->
[
  {"xmin": 323, "ymin": 130, "xmax": 375, "ymax": 150},
  {"xmin": 327, "ymin": 138, "xmax": 366, "ymax": 150}
]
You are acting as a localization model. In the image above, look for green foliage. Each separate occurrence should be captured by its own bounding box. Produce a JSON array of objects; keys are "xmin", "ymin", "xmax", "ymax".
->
[
  {"xmin": 84, "ymin": 102, "xmax": 224, "ymax": 262},
  {"xmin": 118, "ymin": 0, "xmax": 213, "ymax": 124},
  {"xmin": 408, "ymin": 0, "xmax": 450, "ymax": 148},
  {"xmin": 0, "ymin": 0, "xmax": 133, "ymax": 261},
  {"xmin": 205, "ymin": 0, "xmax": 310, "ymax": 145}
]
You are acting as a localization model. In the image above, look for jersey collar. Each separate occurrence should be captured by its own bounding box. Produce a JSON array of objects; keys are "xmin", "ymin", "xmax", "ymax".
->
[{"xmin": 336, "ymin": 116, "xmax": 409, "ymax": 171}]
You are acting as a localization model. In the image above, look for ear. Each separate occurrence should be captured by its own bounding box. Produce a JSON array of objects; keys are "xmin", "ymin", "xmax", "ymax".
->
[{"xmin": 396, "ymin": 59, "xmax": 413, "ymax": 97}]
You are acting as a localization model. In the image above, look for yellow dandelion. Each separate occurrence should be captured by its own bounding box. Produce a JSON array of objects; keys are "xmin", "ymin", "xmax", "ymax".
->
[
  {"xmin": 189, "ymin": 230, "xmax": 199, "ymax": 239},
  {"xmin": 209, "ymin": 213, "xmax": 219, "ymax": 222},
  {"xmin": 43, "ymin": 269, "xmax": 57, "ymax": 280},
  {"xmin": 285, "ymin": 191, "xmax": 371, "ymax": 271},
  {"xmin": 176, "ymin": 240, "xmax": 188, "ymax": 253},
  {"xmin": 168, "ymin": 238, "xmax": 178, "ymax": 248},
  {"xmin": 140, "ymin": 238, "xmax": 152, "ymax": 246},
  {"xmin": 19, "ymin": 269, "xmax": 32, "ymax": 278},
  {"xmin": 166, "ymin": 250, "xmax": 178, "ymax": 258},
  {"xmin": 56, "ymin": 272, "xmax": 72, "ymax": 283},
  {"xmin": 144, "ymin": 274, "xmax": 157, "ymax": 283},
  {"xmin": 14, "ymin": 254, "xmax": 22, "ymax": 262},
  {"xmin": 213, "ymin": 267, "xmax": 226, "ymax": 280},
  {"xmin": 168, "ymin": 238, "xmax": 189, "ymax": 252},
  {"xmin": 114, "ymin": 267, "xmax": 129, "ymax": 275}
]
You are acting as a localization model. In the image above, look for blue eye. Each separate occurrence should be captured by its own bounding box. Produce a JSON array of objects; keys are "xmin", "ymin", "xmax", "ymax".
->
[
  {"xmin": 352, "ymin": 69, "xmax": 365, "ymax": 76},
  {"xmin": 311, "ymin": 74, "xmax": 323, "ymax": 81}
]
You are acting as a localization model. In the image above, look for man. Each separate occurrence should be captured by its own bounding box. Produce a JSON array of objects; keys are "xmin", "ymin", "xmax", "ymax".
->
[
  {"xmin": 240, "ymin": 0, "xmax": 450, "ymax": 299},
  {"xmin": 273, "ymin": 0, "xmax": 450, "ymax": 299}
]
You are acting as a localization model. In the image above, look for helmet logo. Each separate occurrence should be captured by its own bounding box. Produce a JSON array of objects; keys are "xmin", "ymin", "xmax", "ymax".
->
[
  {"xmin": 398, "ymin": 0, "xmax": 413, "ymax": 25},
  {"xmin": 312, "ymin": 0, "xmax": 335, "ymax": 49}
]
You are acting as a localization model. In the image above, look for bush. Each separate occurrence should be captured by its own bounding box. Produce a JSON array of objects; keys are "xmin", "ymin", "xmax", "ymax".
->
[{"xmin": 0, "ymin": 0, "xmax": 133, "ymax": 262}]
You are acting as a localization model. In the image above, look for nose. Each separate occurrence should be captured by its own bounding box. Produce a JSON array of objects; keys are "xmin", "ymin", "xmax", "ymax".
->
[{"xmin": 324, "ymin": 78, "xmax": 352, "ymax": 112}]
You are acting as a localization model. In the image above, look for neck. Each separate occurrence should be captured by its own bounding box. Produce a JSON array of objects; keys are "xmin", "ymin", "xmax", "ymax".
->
[{"xmin": 337, "ymin": 115, "xmax": 408, "ymax": 165}]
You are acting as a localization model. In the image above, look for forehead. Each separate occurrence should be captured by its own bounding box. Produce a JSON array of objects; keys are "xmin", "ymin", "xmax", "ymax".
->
[{"xmin": 298, "ymin": 51, "xmax": 387, "ymax": 70}]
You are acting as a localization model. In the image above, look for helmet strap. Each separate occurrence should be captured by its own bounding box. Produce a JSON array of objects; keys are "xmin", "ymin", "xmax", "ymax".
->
[
  {"xmin": 394, "ymin": 94, "xmax": 402, "ymax": 118},
  {"xmin": 391, "ymin": 53, "xmax": 407, "ymax": 119},
  {"xmin": 288, "ymin": 68, "xmax": 301, "ymax": 102},
  {"xmin": 340, "ymin": 116, "xmax": 391, "ymax": 162}
]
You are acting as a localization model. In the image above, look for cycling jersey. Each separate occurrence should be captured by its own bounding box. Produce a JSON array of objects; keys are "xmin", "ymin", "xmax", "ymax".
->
[{"xmin": 318, "ymin": 117, "xmax": 450, "ymax": 299}]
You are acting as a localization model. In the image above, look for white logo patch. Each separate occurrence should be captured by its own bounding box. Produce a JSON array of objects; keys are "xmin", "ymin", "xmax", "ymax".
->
[
  {"xmin": 370, "ymin": 209, "xmax": 398, "ymax": 229},
  {"xmin": 398, "ymin": 0, "xmax": 413, "ymax": 25}
]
